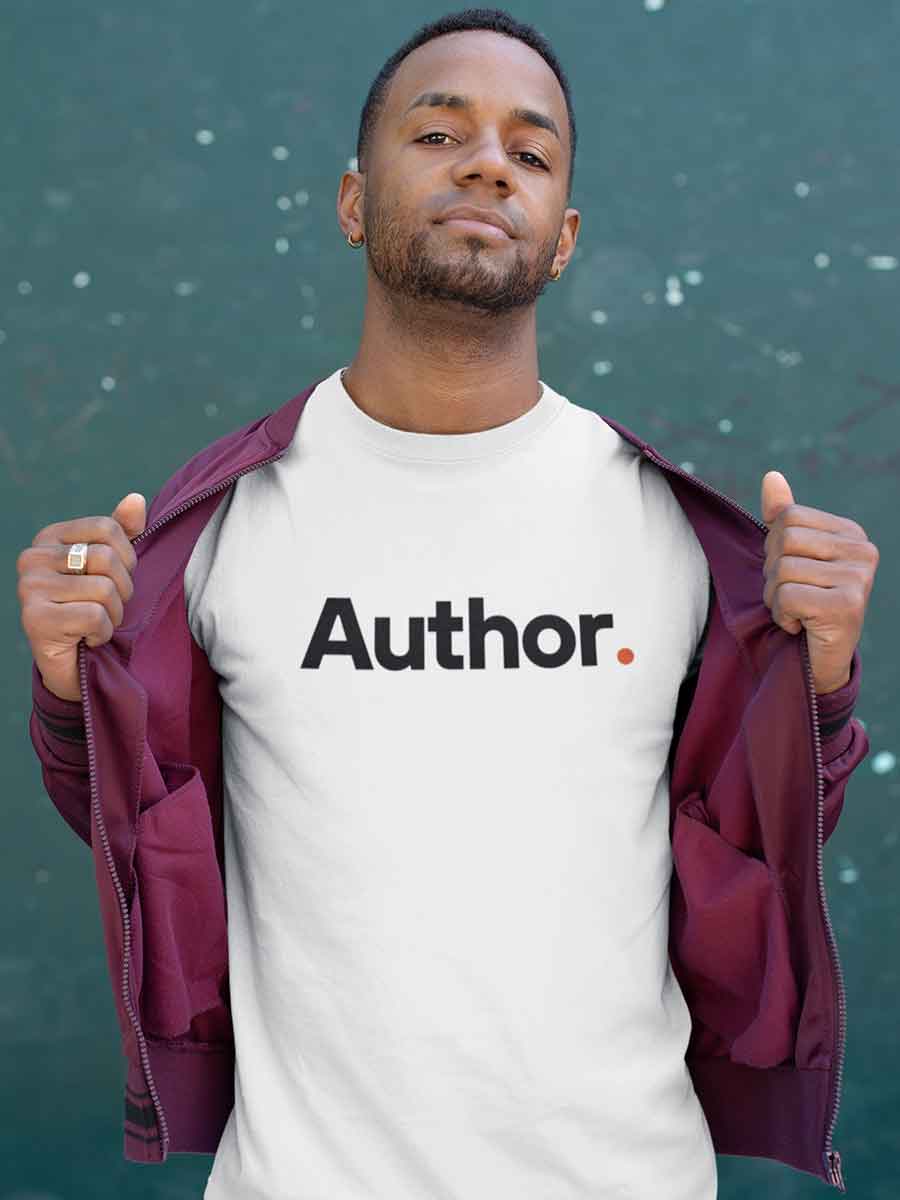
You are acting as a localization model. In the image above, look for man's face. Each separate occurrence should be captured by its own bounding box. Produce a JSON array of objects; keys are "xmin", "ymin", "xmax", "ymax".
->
[{"xmin": 346, "ymin": 30, "xmax": 579, "ymax": 317}]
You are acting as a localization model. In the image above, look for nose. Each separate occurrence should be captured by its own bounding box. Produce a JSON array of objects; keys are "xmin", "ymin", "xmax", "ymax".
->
[{"xmin": 451, "ymin": 131, "xmax": 513, "ymax": 189}]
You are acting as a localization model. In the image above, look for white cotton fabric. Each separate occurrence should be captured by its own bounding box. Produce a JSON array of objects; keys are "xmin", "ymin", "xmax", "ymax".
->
[{"xmin": 188, "ymin": 365, "xmax": 716, "ymax": 1200}]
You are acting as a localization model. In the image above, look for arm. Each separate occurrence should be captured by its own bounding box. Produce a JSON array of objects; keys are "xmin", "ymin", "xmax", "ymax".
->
[{"xmin": 26, "ymin": 485, "xmax": 169, "ymax": 844}]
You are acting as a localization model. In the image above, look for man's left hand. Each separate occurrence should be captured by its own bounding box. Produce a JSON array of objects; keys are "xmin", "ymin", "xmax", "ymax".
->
[{"xmin": 761, "ymin": 470, "xmax": 879, "ymax": 695}]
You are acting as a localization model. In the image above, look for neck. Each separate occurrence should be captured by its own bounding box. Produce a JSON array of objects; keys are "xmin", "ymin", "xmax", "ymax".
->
[{"xmin": 342, "ymin": 289, "xmax": 543, "ymax": 435}]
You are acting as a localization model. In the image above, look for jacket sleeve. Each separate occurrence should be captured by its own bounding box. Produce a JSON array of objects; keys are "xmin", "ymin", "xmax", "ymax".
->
[
  {"xmin": 27, "ymin": 483, "xmax": 172, "ymax": 847},
  {"xmin": 29, "ymin": 659, "xmax": 91, "ymax": 845},
  {"xmin": 817, "ymin": 646, "xmax": 869, "ymax": 845}
]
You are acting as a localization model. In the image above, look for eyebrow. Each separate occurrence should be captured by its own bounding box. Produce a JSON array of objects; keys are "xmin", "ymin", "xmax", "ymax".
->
[{"xmin": 402, "ymin": 91, "xmax": 561, "ymax": 144}]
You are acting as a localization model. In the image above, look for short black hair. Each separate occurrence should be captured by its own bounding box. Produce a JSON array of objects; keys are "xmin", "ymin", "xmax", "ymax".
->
[{"xmin": 355, "ymin": 8, "xmax": 577, "ymax": 203}]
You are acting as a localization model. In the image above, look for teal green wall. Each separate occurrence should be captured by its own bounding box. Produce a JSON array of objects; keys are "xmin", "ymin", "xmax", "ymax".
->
[{"xmin": 4, "ymin": 2, "xmax": 896, "ymax": 1196}]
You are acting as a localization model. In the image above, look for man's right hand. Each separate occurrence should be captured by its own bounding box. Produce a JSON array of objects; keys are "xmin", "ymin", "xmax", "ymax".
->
[{"xmin": 17, "ymin": 493, "xmax": 147, "ymax": 702}]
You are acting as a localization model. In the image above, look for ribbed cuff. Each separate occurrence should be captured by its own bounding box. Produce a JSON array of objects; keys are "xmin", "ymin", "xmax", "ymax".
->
[
  {"xmin": 31, "ymin": 659, "xmax": 87, "ymax": 744},
  {"xmin": 816, "ymin": 647, "xmax": 861, "ymax": 749}
]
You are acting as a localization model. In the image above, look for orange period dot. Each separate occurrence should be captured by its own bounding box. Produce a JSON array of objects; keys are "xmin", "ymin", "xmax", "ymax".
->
[{"xmin": 617, "ymin": 647, "xmax": 635, "ymax": 665}]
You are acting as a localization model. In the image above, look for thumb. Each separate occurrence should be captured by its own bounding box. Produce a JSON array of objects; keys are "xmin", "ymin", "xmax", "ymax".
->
[
  {"xmin": 760, "ymin": 469, "xmax": 794, "ymax": 528},
  {"xmin": 112, "ymin": 491, "xmax": 147, "ymax": 538}
]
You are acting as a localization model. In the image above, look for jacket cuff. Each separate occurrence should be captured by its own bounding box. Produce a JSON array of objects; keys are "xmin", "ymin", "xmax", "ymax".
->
[
  {"xmin": 816, "ymin": 647, "xmax": 861, "ymax": 758},
  {"xmin": 31, "ymin": 659, "xmax": 87, "ymax": 746}
]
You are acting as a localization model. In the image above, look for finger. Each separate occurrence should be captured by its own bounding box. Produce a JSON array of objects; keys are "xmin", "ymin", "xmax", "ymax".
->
[
  {"xmin": 30, "ymin": 593, "xmax": 117, "ymax": 647},
  {"xmin": 41, "ymin": 559, "xmax": 130, "ymax": 620},
  {"xmin": 763, "ymin": 558, "xmax": 860, "ymax": 614},
  {"xmin": 26, "ymin": 539, "xmax": 134, "ymax": 610},
  {"xmin": 768, "ymin": 579, "xmax": 859, "ymax": 627},
  {"xmin": 764, "ymin": 525, "xmax": 876, "ymax": 576},
  {"xmin": 775, "ymin": 504, "xmax": 868, "ymax": 540},
  {"xmin": 32, "ymin": 515, "xmax": 139, "ymax": 573},
  {"xmin": 59, "ymin": 542, "xmax": 135, "ymax": 606}
]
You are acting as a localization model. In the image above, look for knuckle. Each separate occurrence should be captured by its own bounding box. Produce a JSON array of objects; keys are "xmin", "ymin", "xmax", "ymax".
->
[
  {"xmin": 19, "ymin": 601, "xmax": 34, "ymax": 634},
  {"xmin": 17, "ymin": 577, "xmax": 40, "ymax": 610},
  {"xmin": 30, "ymin": 525, "xmax": 53, "ymax": 547}
]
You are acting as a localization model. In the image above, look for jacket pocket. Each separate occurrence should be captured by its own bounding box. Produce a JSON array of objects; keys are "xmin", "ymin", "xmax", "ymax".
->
[
  {"xmin": 130, "ymin": 760, "xmax": 228, "ymax": 1040},
  {"xmin": 670, "ymin": 789, "xmax": 799, "ymax": 1068}
]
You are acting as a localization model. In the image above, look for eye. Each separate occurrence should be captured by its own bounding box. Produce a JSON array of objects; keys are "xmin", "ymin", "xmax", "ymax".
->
[{"xmin": 416, "ymin": 131, "xmax": 549, "ymax": 171}]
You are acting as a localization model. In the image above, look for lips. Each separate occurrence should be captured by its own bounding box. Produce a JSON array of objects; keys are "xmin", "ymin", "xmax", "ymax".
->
[{"xmin": 436, "ymin": 206, "xmax": 516, "ymax": 238}]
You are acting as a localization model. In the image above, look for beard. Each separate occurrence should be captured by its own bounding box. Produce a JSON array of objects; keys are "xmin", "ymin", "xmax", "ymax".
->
[{"xmin": 358, "ymin": 188, "xmax": 561, "ymax": 318}]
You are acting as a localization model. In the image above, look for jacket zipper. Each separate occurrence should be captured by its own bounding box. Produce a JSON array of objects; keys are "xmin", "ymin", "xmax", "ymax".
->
[
  {"xmin": 78, "ymin": 444, "xmax": 287, "ymax": 1161},
  {"xmin": 639, "ymin": 446, "xmax": 847, "ymax": 1193},
  {"xmin": 802, "ymin": 626, "xmax": 848, "ymax": 1193}
]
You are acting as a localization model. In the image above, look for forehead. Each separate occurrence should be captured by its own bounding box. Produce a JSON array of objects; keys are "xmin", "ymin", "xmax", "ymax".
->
[{"xmin": 385, "ymin": 30, "xmax": 567, "ymax": 138}]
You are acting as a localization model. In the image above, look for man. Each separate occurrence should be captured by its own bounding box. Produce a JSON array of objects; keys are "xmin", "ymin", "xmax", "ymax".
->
[{"xmin": 19, "ymin": 8, "xmax": 877, "ymax": 1197}]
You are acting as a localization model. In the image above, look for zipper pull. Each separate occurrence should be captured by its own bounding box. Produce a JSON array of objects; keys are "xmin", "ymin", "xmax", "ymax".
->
[{"xmin": 827, "ymin": 1149, "xmax": 846, "ymax": 1192}]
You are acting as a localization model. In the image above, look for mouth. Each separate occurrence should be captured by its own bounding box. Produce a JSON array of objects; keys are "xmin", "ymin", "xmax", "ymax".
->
[
  {"xmin": 435, "ymin": 205, "xmax": 516, "ymax": 239},
  {"xmin": 436, "ymin": 218, "xmax": 512, "ymax": 242}
]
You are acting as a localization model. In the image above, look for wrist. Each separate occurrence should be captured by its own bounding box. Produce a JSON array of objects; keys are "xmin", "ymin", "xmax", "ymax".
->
[{"xmin": 816, "ymin": 670, "xmax": 852, "ymax": 697}]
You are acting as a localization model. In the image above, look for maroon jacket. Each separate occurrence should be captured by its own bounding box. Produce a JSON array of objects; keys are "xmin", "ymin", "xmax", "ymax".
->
[{"xmin": 28, "ymin": 375, "xmax": 867, "ymax": 1191}]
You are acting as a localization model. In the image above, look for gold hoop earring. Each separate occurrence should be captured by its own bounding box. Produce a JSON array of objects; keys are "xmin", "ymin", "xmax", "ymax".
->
[
  {"xmin": 347, "ymin": 230, "xmax": 365, "ymax": 248},
  {"xmin": 549, "ymin": 264, "xmax": 561, "ymax": 281}
]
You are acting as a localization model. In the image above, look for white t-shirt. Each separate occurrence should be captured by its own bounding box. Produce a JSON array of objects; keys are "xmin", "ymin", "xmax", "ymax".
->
[{"xmin": 188, "ymin": 366, "xmax": 717, "ymax": 1200}]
